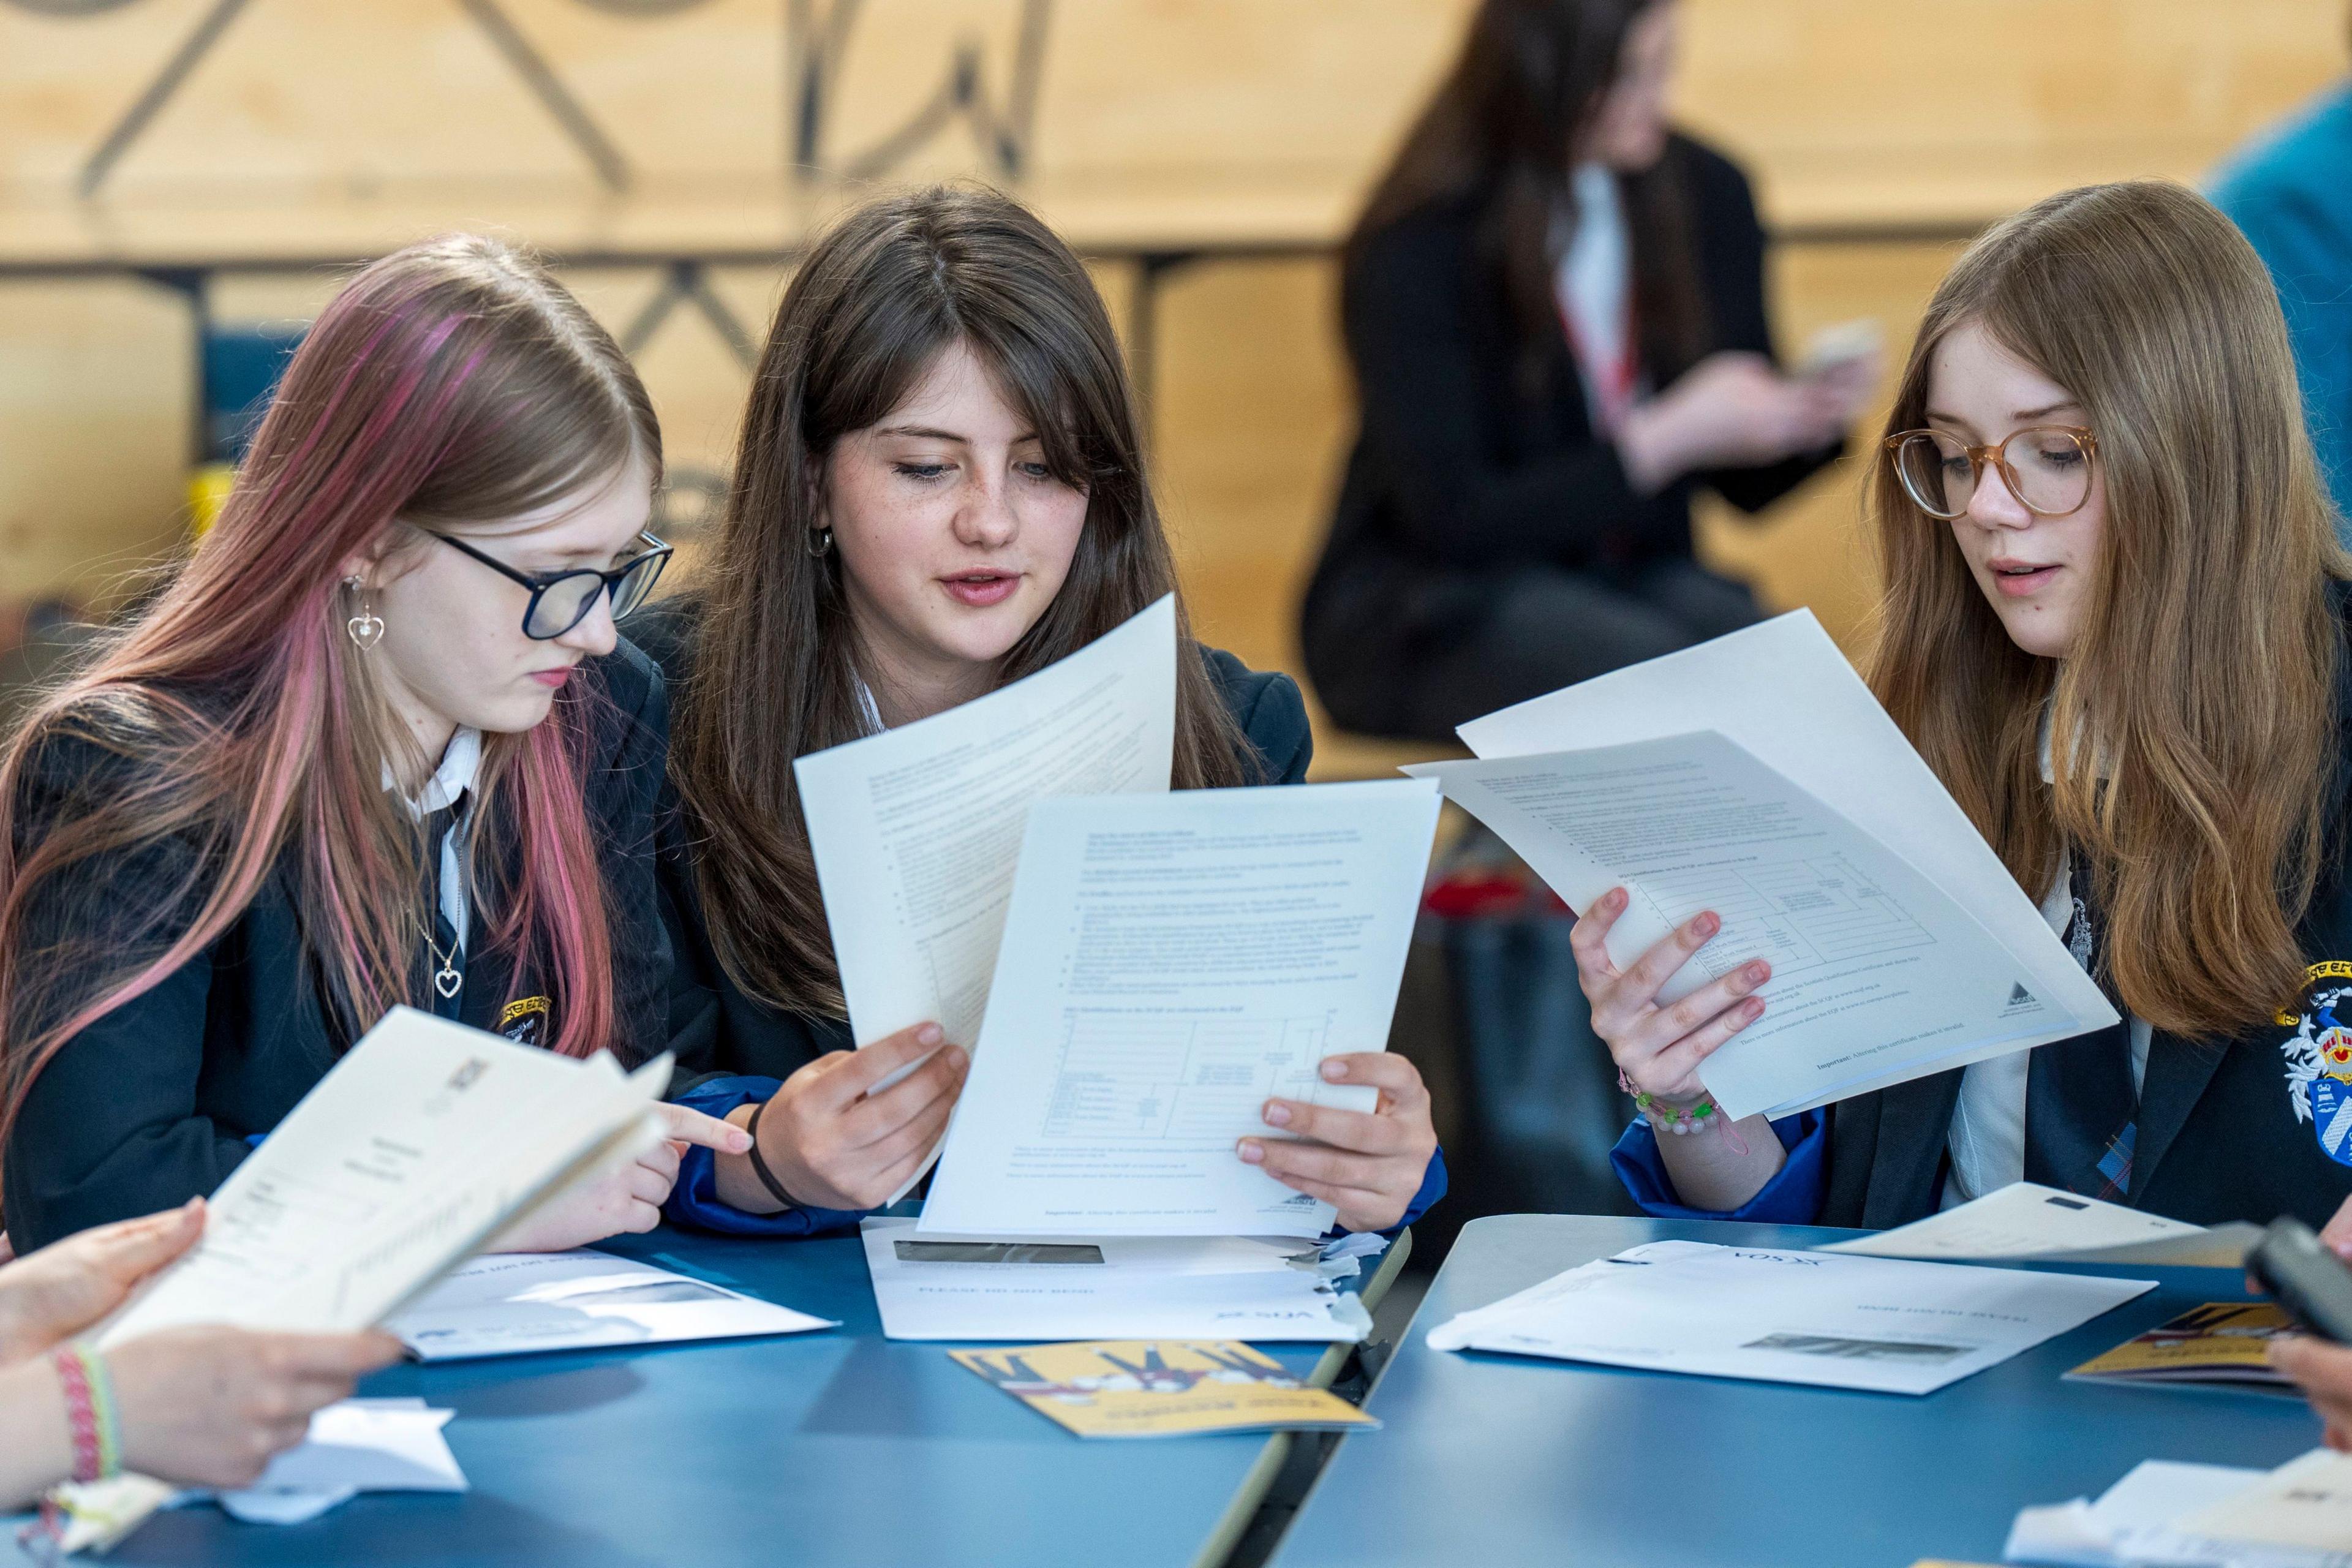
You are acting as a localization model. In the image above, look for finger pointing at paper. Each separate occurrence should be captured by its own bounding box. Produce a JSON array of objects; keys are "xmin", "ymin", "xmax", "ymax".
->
[
  {"xmin": 494, "ymin": 1102, "xmax": 753, "ymax": 1254},
  {"xmin": 1240, "ymin": 1052, "xmax": 1438, "ymax": 1234}
]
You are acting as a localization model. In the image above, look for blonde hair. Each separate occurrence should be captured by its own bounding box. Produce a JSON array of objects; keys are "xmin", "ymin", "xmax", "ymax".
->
[{"xmin": 1868, "ymin": 180, "xmax": 2346, "ymax": 1039}]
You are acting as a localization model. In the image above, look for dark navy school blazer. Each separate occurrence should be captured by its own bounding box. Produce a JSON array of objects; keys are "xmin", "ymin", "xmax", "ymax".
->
[{"xmin": 1, "ymin": 643, "xmax": 673, "ymax": 1254}]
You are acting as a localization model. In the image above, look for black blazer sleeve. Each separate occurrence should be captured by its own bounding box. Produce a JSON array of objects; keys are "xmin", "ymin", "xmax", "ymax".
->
[
  {"xmin": 2, "ymin": 730, "xmax": 248, "ymax": 1254},
  {"xmin": 587, "ymin": 637, "xmax": 674, "ymax": 1066},
  {"xmin": 1681, "ymin": 141, "xmax": 1847, "ymax": 515},
  {"xmin": 1344, "ymin": 217, "xmax": 1651, "ymax": 572}
]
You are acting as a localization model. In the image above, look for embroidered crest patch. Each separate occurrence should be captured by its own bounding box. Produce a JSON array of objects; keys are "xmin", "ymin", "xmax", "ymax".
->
[
  {"xmin": 2279, "ymin": 963, "xmax": 2352, "ymax": 1167},
  {"xmin": 496, "ymin": 995, "xmax": 551, "ymax": 1049}
]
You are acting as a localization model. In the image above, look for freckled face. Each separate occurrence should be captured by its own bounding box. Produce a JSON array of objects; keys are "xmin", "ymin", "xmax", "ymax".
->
[{"xmin": 823, "ymin": 340, "xmax": 1090, "ymax": 690}]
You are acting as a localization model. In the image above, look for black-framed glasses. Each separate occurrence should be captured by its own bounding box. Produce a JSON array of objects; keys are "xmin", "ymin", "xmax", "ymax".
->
[{"xmin": 428, "ymin": 529, "xmax": 673, "ymax": 640}]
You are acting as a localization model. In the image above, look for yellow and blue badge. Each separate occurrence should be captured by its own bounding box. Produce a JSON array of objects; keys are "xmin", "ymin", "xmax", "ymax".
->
[
  {"xmin": 2280, "ymin": 962, "xmax": 2352, "ymax": 1167},
  {"xmin": 497, "ymin": 995, "xmax": 551, "ymax": 1049}
]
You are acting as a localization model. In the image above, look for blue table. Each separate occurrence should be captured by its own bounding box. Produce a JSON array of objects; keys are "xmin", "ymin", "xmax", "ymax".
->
[
  {"xmin": 1274, "ymin": 1215, "xmax": 2327, "ymax": 1568},
  {"xmin": 13, "ymin": 1225, "xmax": 1404, "ymax": 1568}
]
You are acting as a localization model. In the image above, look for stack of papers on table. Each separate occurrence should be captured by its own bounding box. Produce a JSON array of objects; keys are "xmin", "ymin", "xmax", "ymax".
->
[
  {"xmin": 1825, "ymin": 1182, "xmax": 2261, "ymax": 1268},
  {"xmin": 862, "ymin": 1218, "xmax": 1378, "ymax": 1342},
  {"xmin": 1426, "ymin": 1240, "xmax": 2152, "ymax": 1395},
  {"xmin": 1411, "ymin": 612, "xmax": 2119, "ymax": 1120},
  {"xmin": 385, "ymin": 1251, "xmax": 835, "ymax": 1360},
  {"xmin": 2007, "ymin": 1451, "xmax": 2352, "ymax": 1566}
]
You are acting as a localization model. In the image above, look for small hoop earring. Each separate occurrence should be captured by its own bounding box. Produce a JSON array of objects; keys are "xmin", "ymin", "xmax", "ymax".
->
[
  {"xmin": 806, "ymin": 527, "xmax": 834, "ymax": 559},
  {"xmin": 343, "ymin": 575, "xmax": 385, "ymax": 650}
]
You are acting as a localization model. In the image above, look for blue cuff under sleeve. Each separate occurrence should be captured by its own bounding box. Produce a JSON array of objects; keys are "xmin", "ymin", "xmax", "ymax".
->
[
  {"xmin": 1610, "ymin": 1110, "xmax": 1826, "ymax": 1224},
  {"xmin": 1328, "ymin": 1145, "xmax": 1448, "ymax": 1241},
  {"xmin": 662, "ymin": 1074, "xmax": 870, "ymax": 1238}
]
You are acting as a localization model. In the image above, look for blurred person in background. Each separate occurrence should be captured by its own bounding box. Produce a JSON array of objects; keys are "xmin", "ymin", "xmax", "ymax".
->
[
  {"xmin": 2209, "ymin": 2, "xmax": 2352, "ymax": 539},
  {"xmin": 1302, "ymin": 0, "xmax": 1877, "ymax": 743}
]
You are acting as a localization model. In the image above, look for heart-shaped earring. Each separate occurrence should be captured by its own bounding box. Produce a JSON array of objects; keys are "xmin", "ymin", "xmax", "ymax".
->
[{"xmin": 343, "ymin": 575, "xmax": 384, "ymax": 651}]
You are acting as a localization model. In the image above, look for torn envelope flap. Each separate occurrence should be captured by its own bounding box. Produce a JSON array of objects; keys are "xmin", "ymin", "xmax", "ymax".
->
[{"xmin": 243, "ymin": 1400, "xmax": 466, "ymax": 1494}]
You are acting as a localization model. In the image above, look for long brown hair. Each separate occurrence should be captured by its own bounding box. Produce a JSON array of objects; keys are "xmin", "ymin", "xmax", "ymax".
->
[
  {"xmin": 1868, "ymin": 181, "xmax": 2346, "ymax": 1039},
  {"xmin": 1350, "ymin": 0, "xmax": 1703, "ymax": 397},
  {"xmin": 670, "ymin": 184, "xmax": 1256, "ymax": 1018},
  {"xmin": 0, "ymin": 235, "xmax": 662, "ymax": 1155}
]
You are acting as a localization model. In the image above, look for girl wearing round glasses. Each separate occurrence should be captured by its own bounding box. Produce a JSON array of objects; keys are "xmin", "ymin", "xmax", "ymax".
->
[
  {"xmin": 1584, "ymin": 180, "xmax": 2352, "ymax": 1234},
  {"xmin": 0, "ymin": 235, "xmax": 748, "ymax": 1256}
]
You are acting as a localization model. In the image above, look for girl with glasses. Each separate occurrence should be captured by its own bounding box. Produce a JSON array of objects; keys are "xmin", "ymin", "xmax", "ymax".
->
[
  {"xmin": 1582, "ymin": 181, "xmax": 2352, "ymax": 1238},
  {"xmin": 0, "ymin": 235, "xmax": 748, "ymax": 1257},
  {"xmin": 638, "ymin": 187, "xmax": 1446, "ymax": 1238}
]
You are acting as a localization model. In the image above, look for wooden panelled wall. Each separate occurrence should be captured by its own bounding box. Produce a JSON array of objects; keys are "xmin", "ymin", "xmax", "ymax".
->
[{"xmin": 1, "ymin": 0, "xmax": 2346, "ymax": 736}]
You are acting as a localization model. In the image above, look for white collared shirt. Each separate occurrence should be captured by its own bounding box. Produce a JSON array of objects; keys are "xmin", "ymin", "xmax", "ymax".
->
[
  {"xmin": 1940, "ymin": 720, "xmax": 2152, "ymax": 1207},
  {"xmin": 385, "ymin": 728, "xmax": 482, "ymax": 957},
  {"xmin": 1553, "ymin": 163, "xmax": 1634, "ymax": 432}
]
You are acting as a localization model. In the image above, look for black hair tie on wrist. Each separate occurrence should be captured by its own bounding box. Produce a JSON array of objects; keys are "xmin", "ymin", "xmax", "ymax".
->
[{"xmin": 741, "ymin": 1099, "xmax": 799, "ymax": 1210}]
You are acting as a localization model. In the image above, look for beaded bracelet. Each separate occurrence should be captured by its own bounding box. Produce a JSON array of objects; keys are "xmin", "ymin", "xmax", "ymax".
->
[
  {"xmin": 1618, "ymin": 1069, "xmax": 1721, "ymax": 1137},
  {"xmin": 52, "ymin": 1343, "xmax": 121, "ymax": 1484}
]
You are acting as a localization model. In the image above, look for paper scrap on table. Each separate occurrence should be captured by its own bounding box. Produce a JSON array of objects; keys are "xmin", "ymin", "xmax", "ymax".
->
[
  {"xmin": 386, "ymin": 1250, "xmax": 835, "ymax": 1361},
  {"xmin": 918, "ymin": 778, "xmax": 1439, "ymax": 1238},
  {"xmin": 1426, "ymin": 1240, "xmax": 2152, "ymax": 1396},
  {"xmin": 213, "ymin": 1398, "xmax": 466, "ymax": 1523},
  {"xmin": 1446, "ymin": 611, "xmax": 2119, "ymax": 1115},
  {"xmin": 47, "ymin": 1399, "xmax": 467, "ymax": 1547},
  {"xmin": 951, "ymin": 1340, "xmax": 1379, "ymax": 1438},
  {"xmin": 861, "ymin": 1218, "xmax": 1372, "ymax": 1343},
  {"xmin": 2176, "ymin": 1449, "xmax": 2352, "ymax": 1556},
  {"xmin": 1406, "ymin": 734, "xmax": 2109, "ymax": 1120},
  {"xmin": 2003, "ymin": 1459, "xmax": 2263, "ymax": 1567},
  {"xmin": 2004, "ymin": 1452, "xmax": 2352, "ymax": 1567},
  {"xmin": 1825, "ymin": 1182, "xmax": 2229, "ymax": 1264}
]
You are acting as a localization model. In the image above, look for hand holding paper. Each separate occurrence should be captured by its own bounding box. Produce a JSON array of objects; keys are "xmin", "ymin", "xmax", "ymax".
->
[
  {"xmin": 795, "ymin": 593, "xmax": 1178, "ymax": 1057},
  {"xmin": 918, "ymin": 778, "xmax": 1441, "ymax": 1238},
  {"xmin": 1417, "ymin": 614, "xmax": 2119, "ymax": 1120},
  {"xmin": 97, "ymin": 1007, "xmax": 677, "ymax": 1344},
  {"xmin": 728, "ymin": 1020, "xmax": 970, "ymax": 1213}
]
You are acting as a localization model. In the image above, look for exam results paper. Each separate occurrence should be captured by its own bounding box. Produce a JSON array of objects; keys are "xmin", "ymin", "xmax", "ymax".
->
[
  {"xmin": 1407, "ymin": 731, "xmax": 2106, "ymax": 1120},
  {"xmin": 794, "ymin": 593, "xmax": 1178, "ymax": 1057},
  {"xmin": 1435, "ymin": 611, "xmax": 2116, "ymax": 1120},
  {"xmin": 918, "ymin": 778, "xmax": 1442, "ymax": 1238}
]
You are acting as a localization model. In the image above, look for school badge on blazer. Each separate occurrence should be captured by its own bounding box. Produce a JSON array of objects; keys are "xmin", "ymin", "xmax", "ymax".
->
[
  {"xmin": 2280, "ymin": 963, "xmax": 2352, "ymax": 1167},
  {"xmin": 497, "ymin": 996, "xmax": 551, "ymax": 1049}
]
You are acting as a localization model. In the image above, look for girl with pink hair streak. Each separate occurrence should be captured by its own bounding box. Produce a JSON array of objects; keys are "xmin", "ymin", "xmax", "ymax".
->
[{"xmin": 0, "ymin": 233, "xmax": 749, "ymax": 1260}]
